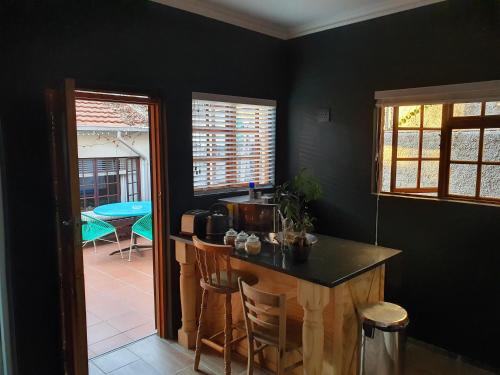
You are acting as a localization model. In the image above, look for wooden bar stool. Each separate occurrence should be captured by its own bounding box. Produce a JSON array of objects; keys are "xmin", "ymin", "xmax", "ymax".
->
[
  {"xmin": 193, "ymin": 236, "xmax": 258, "ymax": 375},
  {"xmin": 238, "ymin": 278, "xmax": 303, "ymax": 375}
]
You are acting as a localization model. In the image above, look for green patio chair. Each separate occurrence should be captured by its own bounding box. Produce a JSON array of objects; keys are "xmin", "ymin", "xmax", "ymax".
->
[
  {"xmin": 81, "ymin": 212, "xmax": 123, "ymax": 258},
  {"xmin": 129, "ymin": 213, "xmax": 153, "ymax": 262}
]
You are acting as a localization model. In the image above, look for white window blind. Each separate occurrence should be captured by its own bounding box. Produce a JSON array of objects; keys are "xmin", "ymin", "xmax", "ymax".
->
[{"xmin": 192, "ymin": 94, "xmax": 276, "ymax": 194}]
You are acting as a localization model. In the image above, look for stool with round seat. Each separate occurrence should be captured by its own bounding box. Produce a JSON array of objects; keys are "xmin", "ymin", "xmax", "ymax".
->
[{"xmin": 192, "ymin": 236, "xmax": 258, "ymax": 375}]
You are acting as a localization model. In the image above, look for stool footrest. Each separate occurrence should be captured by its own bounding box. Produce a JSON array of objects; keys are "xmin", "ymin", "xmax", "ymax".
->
[
  {"xmin": 201, "ymin": 338, "xmax": 224, "ymax": 353},
  {"xmin": 286, "ymin": 360, "xmax": 303, "ymax": 372},
  {"xmin": 206, "ymin": 322, "xmax": 246, "ymax": 341},
  {"xmin": 253, "ymin": 343, "xmax": 268, "ymax": 354}
]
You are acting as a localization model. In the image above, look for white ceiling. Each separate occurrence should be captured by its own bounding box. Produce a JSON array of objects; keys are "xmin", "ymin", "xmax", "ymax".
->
[{"xmin": 152, "ymin": 0, "xmax": 444, "ymax": 39}]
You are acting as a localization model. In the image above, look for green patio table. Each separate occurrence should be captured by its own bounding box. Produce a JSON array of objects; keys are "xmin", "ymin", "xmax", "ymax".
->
[
  {"xmin": 93, "ymin": 201, "xmax": 151, "ymax": 217},
  {"xmin": 93, "ymin": 201, "xmax": 152, "ymax": 256}
]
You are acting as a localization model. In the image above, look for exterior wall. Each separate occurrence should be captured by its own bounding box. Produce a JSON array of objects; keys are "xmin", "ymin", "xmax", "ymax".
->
[
  {"xmin": 77, "ymin": 132, "xmax": 151, "ymax": 201},
  {"xmin": 77, "ymin": 132, "xmax": 150, "ymax": 159}
]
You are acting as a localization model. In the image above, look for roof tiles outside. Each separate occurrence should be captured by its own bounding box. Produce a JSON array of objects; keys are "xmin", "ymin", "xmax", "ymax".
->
[{"xmin": 76, "ymin": 100, "xmax": 149, "ymax": 129}]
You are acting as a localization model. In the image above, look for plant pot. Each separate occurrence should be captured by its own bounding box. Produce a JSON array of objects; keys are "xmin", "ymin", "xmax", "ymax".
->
[{"xmin": 289, "ymin": 243, "xmax": 311, "ymax": 263}]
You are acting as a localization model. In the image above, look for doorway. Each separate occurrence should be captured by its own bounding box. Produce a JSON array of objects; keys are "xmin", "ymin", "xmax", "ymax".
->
[
  {"xmin": 46, "ymin": 80, "xmax": 168, "ymax": 375},
  {"xmin": 74, "ymin": 92, "xmax": 156, "ymax": 358}
]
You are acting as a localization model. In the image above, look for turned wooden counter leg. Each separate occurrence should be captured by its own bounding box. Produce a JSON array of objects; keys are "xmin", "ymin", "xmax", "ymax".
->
[
  {"xmin": 175, "ymin": 241, "xmax": 198, "ymax": 349},
  {"xmin": 331, "ymin": 265, "xmax": 385, "ymax": 375},
  {"xmin": 297, "ymin": 280, "xmax": 330, "ymax": 375}
]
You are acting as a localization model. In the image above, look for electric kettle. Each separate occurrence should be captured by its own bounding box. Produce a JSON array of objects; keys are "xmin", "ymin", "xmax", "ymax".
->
[{"xmin": 205, "ymin": 203, "xmax": 230, "ymax": 240}]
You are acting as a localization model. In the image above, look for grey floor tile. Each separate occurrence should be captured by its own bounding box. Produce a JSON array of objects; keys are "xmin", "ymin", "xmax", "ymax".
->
[
  {"xmin": 92, "ymin": 347, "xmax": 140, "ymax": 373},
  {"xmin": 127, "ymin": 336, "xmax": 193, "ymax": 374},
  {"xmin": 174, "ymin": 363, "xmax": 218, "ymax": 375},
  {"xmin": 89, "ymin": 361, "xmax": 106, "ymax": 375},
  {"xmin": 109, "ymin": 359, "xmax": 160, "ymax": 375},
  {"xmin": 196, "ymin": 348, "xmax": 247, "ymax": 375}
]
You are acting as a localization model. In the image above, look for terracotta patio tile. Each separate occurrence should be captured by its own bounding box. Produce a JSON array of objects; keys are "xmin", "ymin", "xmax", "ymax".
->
[
  {"xmin": 86, "ymin": 298, "xmax": 129, "ymax": 321},
  {"xmin": 124, "ymin": 321, "xmax": 156, "ymax": 341},
  {"xmin": 86, "ymin": 310, "xmax": 102, "ymax": 327},
  {"xmin": 87, "ymin": 322, "xmax": 120, "ymax": 345},
  {"xmin": 89, "ymin": 332, "xmax": 136, "ymax": 357},
  {"xmin": 107, "ymin": 310, "xmax": 152, "ymax": 332},
  {"xmin": 85, "ymin": 239, "xmax": 155, "ymax": 355}
]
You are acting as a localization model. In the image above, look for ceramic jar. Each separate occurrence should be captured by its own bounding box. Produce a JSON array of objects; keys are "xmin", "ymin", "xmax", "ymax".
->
[
  {"xmin": 245, "ymin": 234, "xmax": 262, "ymax": 255},
  {"xmin": 223, "ymin": 228, "xmax": 238, "ymax": 246},
  {"xmin": 235, "ymin": 231, "xmax": 249, "ymax": 252}
]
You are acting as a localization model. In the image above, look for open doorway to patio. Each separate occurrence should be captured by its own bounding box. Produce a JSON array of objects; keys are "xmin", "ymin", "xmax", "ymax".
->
[{"xmin": 75, "ymin": 92, "xmax": 156, "ymax": 358}]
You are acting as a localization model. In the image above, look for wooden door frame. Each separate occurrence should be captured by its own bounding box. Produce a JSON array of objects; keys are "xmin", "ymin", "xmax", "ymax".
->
[{"xmin": 50, "ymin": 79, "xmax": 170, "ymax": 375}]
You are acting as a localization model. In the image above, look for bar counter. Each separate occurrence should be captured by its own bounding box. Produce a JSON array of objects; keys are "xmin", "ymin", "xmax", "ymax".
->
[{"xmin": 172, "ymin": 233, "xmax": 401, "ymax": 374}]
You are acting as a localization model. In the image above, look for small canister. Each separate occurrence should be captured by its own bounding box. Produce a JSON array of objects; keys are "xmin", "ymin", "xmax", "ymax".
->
[
  {"xmin": 245, "ymin": 234, "xmax": 262, "ymax": 255},
  {"xmin": 235, "ymin": 231, "xmax": 249, "ymax": 252},
  {"xmin": 224, "ymin": 228, "xmax": 238, "ymax": 246}
]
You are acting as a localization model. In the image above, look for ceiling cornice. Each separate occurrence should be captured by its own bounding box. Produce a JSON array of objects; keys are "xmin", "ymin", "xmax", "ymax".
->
[
  {"xmin": 150, "ymin": 0, "xmax": 288, "ymax": 39},
  {"xmin": 288, "ymin": 0, "xmax": 445, "ymax": 39},
  {"xmin": 151, "ymin": 0, "xmax": 445, "ymax": 40}
]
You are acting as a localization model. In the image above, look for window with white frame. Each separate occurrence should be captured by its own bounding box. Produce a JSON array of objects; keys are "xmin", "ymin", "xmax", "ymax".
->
[
  {"xmin": 375, "ymin": 81, "xmax": 500, "ymax": 204},
  {"xmin": 192, "ymin": 93, "xmax": 276, "ymax": 194}
]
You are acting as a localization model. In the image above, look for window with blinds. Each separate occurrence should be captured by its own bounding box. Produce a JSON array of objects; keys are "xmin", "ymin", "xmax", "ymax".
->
[{"xmin": 192, "ymin": 93, "xmax": 276, "ymax": 194}]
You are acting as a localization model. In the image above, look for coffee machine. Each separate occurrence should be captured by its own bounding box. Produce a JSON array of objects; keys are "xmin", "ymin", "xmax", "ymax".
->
[{"xmin": 219, "ymin": 195, "xmax": 278, "ymax": 238}]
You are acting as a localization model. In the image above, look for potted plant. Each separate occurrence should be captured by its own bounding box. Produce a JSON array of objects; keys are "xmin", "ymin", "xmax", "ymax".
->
[{"xmin": 273, "ymin": 169, "xmax": 322, "ymax": 262}]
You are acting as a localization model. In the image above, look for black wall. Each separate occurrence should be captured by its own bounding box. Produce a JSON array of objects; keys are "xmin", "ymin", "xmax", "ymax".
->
[
  {"xmin": 0, "ymin": 1, "xmax": 286, "ymax": 373},
  {"xmin": 287, "ymin": 0, "xmax": 500, "ymax": 369}
]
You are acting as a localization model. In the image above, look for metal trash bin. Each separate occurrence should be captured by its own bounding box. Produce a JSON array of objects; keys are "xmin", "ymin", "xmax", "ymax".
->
[{"xmin": 358, "ymin": 302, "xmax": 409, "ymax": 375}]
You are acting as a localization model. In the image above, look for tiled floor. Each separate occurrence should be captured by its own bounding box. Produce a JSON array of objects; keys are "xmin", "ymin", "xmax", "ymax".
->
[
  {"xmin": 84, "ymin": 238, "xmax": 156, "ymax": 359},
  {"xmin": 88, "ymin": 334, "xmax": 497, "ymax": 375}
]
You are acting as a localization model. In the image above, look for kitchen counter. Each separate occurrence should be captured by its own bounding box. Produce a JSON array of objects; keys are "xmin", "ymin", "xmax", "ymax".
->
[
  {"xmin": 171, "ymin": 233, "xmax": 400, "ymax": 288},
  {"xmin": 172, "ymin": 233, "xmax": 401, "ymax": 374}
]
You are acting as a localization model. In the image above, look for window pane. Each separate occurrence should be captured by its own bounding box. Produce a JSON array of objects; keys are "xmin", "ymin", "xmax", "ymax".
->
[
  {"xmin": 398, "ymin": 105, "xmax": 420, "ymax": 128},
  {"xmin": 420, "ymin": 160, "xmax": 439, "ymax": 188},
  {"xmin": 423, "ymin": 104, "xmax": 442, "ymax": 128},
  {"xmin": 480, "ymin": 165, "xmax": 500, "ymax": 199},
  {"xmin": 395, "ymin": 161, "xmax": 418, "ymax": 188},
  {"xmin": 485, "ymin": 101, "xmax": 500, "ymax": 116},
  {"xmin": 450, "ymin": 129, "xmax": 480, "ymax": 161},
  {"xmin": 381, "ymin": 108, "xmax": 393, "ymax": 192},
  {"xmin": 453, "ymin": 102, "xmax": 481, "ymax": 117},
  {"xmin": 98, "ymin": 197, "xmax": 109, "ymax": 206},
  {"xmin": 108, "ymin": 195, "xmax": 119, "ymax": 204},
  {"xmin": 422, "ymin": 131, "xmax": 440, "ymax": 158},
  {"xmin": 449, "ymin": 163, "xmax": 477, "ymax": 196},
  {"xmin": 482, "ymin": 128, "xmax": 500, "ymax": 162},
  {"xmin": 85, "ymin": 198, "xmax": 95, "ymax": 209},
  {"xmin": 397, "ymin": 130, "xmax": 419, "ymax": 158},
  {"xmin": 108, "ymin": 184, "xmax": 118, "ymax": 195}
]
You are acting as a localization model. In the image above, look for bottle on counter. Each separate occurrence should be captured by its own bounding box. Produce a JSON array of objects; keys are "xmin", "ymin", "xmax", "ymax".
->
[{"xmin": 248, "ymin": 181, "xmax": 256, "ymax": 200}]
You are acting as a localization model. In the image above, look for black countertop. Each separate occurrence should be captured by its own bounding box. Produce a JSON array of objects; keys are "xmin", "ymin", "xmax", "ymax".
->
[{"xmin": 171, "ymin": 233, "xmax": 401, "ymax": 288}]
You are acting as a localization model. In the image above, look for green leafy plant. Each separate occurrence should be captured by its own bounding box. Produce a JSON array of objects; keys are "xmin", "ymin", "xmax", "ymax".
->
[{"xmin": 274, "ymin": 169, "xmax": 322, "ymax": 247}]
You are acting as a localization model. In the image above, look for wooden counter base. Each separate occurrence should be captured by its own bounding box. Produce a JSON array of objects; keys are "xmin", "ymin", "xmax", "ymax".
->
[{"xmin": 175, "ymin": 241, "xmax": 385, "ymax": 375}]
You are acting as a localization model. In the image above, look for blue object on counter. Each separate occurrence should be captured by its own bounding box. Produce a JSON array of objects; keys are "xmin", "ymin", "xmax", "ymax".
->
[
  {"xmin": 93, "ymin": 201, "xmax": 152, "ymax": 217},
  {"xmin": 248, "ymin": 181, "xmax": 256, "ymax": 199}
]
